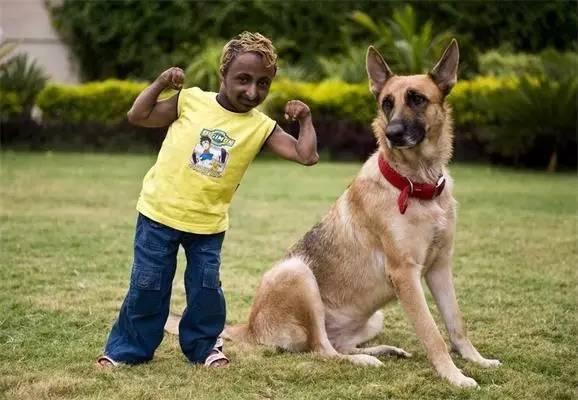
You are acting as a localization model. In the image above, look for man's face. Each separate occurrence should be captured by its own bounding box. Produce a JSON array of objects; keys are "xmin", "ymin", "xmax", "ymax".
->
[{"xmin": 219, "ymin": 52, "xmax": 276, "ymax": 113}]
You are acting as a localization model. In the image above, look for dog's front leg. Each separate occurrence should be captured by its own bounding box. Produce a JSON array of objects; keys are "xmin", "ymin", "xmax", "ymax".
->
[
  {"xmin": 390, "ymin": 263, "xmax": 478, "ymax": 388},
  {"xmin": 425, "ymin": 250, "xmax": 501, "ymax": 368}
]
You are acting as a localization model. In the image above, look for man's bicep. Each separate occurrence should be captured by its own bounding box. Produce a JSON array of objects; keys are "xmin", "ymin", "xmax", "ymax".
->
[
  {"xmin": 264, "ymin": 125, "xmax": 299, "ymax": 162},
  {"xmin": 139, "ymin": 93, "xmax": 179, "ymax": 128}
]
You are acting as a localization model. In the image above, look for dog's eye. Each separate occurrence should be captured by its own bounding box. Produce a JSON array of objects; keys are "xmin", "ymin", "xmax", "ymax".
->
[
  {"xmin": 382, "ymin": 97, "xmax": 394, "ymax": 112},
  {"xmin": 408, "ymin": 92, "xmax": 427, "ymax": 107}
]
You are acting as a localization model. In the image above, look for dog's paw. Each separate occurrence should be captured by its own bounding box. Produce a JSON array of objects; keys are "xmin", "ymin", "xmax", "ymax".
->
[
  {"xmin": 389, "ymin": 346, "xmax": 412, "ymax": 358},
  {"xmin": 448, "ymin": 373, "xmax": 479, "ymax": 389},
  {"xmin": 379, "ymin": 345, "xmax": 412, "ymax": 358},
  {"xmin": 344, "ymin": 354, "xmax": 384, "ymax": 367},
  {"xmin": 360, "ymin": 345, "xmax": 412, "ymax": 358},
  {"xmin": 475, "ymin": 358, "xmax": 501, "ymax": 368}
]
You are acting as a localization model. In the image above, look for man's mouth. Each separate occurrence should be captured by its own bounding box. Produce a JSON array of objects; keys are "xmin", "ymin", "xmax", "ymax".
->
[{"xmin": 241, "ymin": 98, "xmax": 258, "ymax": 107}]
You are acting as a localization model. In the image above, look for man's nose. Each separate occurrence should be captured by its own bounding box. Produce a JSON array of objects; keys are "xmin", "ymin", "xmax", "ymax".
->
[{"xmin": 245, "ymin": 84, "xmax": 257, "ymax": 100}]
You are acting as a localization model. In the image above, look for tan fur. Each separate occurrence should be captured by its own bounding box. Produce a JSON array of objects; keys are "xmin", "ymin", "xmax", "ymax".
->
[{"xmin": 167, "ymin": 40, "xmax": 501, "ymax": 385}]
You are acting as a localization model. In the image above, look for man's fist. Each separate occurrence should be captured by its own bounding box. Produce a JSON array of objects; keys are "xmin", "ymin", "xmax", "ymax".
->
[
  {"xmin": 157, "ymin": 67, "xmax": 185, "ymax": 90},
  {"xmin": 284, "ymin": 100, "xmax": 311, "ymax": 122}
]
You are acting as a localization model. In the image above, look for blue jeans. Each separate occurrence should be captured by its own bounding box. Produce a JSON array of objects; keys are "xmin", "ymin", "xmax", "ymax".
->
[{"xmin": 103, "ymin": 213, "xmax": 226, "ymax": 364}]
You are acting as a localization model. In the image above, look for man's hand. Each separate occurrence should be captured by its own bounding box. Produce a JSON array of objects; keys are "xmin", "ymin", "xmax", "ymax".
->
[
  {"xmin": 156, "ymin": 67, "xmax": 185, "ymax": 90},
  {"xmin": 284, "ymin": 100, "xmax": 311, "ymax": 122}
]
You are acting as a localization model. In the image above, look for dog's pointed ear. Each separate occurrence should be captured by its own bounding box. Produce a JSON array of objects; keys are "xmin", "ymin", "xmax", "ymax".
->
[
  {"xmin": 366, "ymin": 46, "xmax": 393, "ymax": 98},
  {"xmin": 430, "ymin": 39, "xmax": 459, "ymax": 96}
]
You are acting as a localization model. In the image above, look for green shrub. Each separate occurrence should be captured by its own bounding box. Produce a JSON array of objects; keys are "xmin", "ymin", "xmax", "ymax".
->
[
  {"xmin": 478, "ymin": 49, "xmax": 578, "ymax": 78},
  {"xmin": 48, "ymin": 1, "xmax": 577, "ymax": 82},
  {"xmin": 268, "ymin": 76, "xmax": 519, "ymax": 130},
  {"xmin": 36, "ymin": 80, "xmax": 147, "ymax": 123},
  {"xmin": 480, "ymin": 76, "xmax": 576, "ymax": 166},
  {"xmin": 478, "ymin": 50, "xmax": 543, "ymax": 77},
  {"xmin": 350, "ymin": 5, "xmax": 453, "ymax": 75},
  {"xmin": 266, "ymin": 79, "xmax": 374, "ymax": 123},
  {"xmin": 448, "ymin": 75, "xmax": 520, "ymax": 128},
  {"xmin": 0, "ymin": 53, "xmax": 48, "ymax": 117},
  {"xmin": 27, "ymin": 74, "xmax": 575, "ymax": 169},
  {"xmin": 0, "ymin": 90, "xmax": 24, "ymax": 120},
  {"xmin": 267, "ymin": 76, "xmax": 575, "ymax": 168},
  {"xmin": 469, "ymin": 50, "xmax": 577, "ymax": 170},
  {"xmin": 317, "ymin": 45, "xmax": 368, "ymax": 83},
  {"xmin": 184, "ymin": 40, "xmax": 224, "ymax": 92}
]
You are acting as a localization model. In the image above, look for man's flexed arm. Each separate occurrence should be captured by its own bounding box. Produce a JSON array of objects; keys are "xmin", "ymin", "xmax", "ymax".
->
[
  {"xmin": 127, "ymin": 67, "xmax": 184, "ymax": 128},
  {"xmin": 265, "ymin": 100, "xmax": 319, "ymax": 166}
]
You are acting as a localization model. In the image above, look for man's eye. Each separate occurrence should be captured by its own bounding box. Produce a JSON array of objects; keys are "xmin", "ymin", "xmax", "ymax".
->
[
  {"xmin": 258, "ymin": 81, "xmax": 270, "ymax": 88},
  {"xmin": 238, "ymin": 77, "xmax": 248, "ymax": 84}
]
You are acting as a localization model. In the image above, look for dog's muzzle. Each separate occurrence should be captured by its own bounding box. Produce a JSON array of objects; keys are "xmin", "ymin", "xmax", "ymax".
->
[{"xmin": 385, "ymin": 120, "xmax": 425, "ymax": 148}]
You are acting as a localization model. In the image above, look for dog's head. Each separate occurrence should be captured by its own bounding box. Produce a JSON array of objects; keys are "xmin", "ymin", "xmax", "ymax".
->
[{"xmin": 366, "ymin": 40, "xmax": 459, "ymax": 152}]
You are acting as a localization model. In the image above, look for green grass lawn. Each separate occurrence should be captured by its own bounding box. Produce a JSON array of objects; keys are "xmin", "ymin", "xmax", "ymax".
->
[{"xmin": 1, "ymin": 151, "xmax": 576, "ymax": 400}]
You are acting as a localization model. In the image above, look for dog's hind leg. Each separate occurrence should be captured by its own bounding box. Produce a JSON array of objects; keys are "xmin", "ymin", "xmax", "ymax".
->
[
  {"xmin": 307, "ymin": 307, "xmax": 384, "ymax": 367},
  {"xmin": 249, "ymin": 258, "xmax": 383, "ymax": 367},
  {"xmin": 338, "ymin": 311, "xmax": 411, "ymax": 358}
]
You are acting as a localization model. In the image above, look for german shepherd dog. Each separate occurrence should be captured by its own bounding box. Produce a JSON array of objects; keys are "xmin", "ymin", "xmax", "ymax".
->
[{"xmin": 167, "ymin": 39, "xmax": 501, "ymax": 387}]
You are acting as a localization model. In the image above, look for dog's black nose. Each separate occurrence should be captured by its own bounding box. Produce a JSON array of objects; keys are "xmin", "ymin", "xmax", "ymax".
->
[{"xmin": 386, "ymin": 121, "xmax": 405, "ymax": 142}]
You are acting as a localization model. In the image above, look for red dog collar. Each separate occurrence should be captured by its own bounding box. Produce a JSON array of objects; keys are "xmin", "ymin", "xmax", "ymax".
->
[{"xmin": 378, "ymin": 154, "xmax": 446, "ymax": 214}]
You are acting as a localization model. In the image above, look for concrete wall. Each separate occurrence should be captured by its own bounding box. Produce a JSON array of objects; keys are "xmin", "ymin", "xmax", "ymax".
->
[{"xmin": 0, "ymin": 0, "xmax": 79, "ymax": 83}]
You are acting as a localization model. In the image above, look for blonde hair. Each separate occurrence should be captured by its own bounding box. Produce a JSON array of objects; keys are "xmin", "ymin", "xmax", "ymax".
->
[{"xmin": 219, "ymin": 32, "xmax": 278, "ymax": 76}]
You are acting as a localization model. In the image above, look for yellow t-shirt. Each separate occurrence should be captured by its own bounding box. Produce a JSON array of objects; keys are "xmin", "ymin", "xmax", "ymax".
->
[{"xmin": 136, "ymin": 87, "xmax": 276, "ymax": 234}]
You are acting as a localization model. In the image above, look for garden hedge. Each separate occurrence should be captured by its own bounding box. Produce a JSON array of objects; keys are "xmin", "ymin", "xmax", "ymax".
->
[{"xmin": 2, "ymin": 76, "xmax": 575, "ymax": 169}]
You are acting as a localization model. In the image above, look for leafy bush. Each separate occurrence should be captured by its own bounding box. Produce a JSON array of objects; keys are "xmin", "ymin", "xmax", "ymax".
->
[
  {"xmin": 478, "ymin": 51, "xmax": 578, "ymax": 170},
  {"xmin": 351, "ymin": 5, "xmax": 453, "ymax": 75},
  {"xmin": 317, "ymin": 45, "xmax": 368, "ymax": 83},
  {"xmin": 447, "ymin": 76, "xmax": 519, "ymax": 128},
  {"xmin": 478, "ymin": 50, "xmax": 543, "ymax": 77},
  {"xmin": 478, "ymin": 48, "xmax": 578, "ymax": 79},
  {"xmin": 22, "ymin": 73, "xmax": 575, "ymax": 168},
  {"xmin": 480, "ymin": 76, "xmax": 576, "ymax": 169},
  {"xmin": 267, "ymin": 76, "xmax": 511, "ymax": 128},
  {"xmin": 267, "ymin": 75, "xmax": 575, "ymax": 168},
  {"xmin": 0, "ymin": 90, "xmax": 24, "ymax": 120},
  {"xmin": 48, "ymin": 1, "xmax": 576, "ymax": 82},
  {"xmin": 0, "ymin": 53, "xmax": 48, "ymax": 117},
  {"xmin": 539, "ymin": 50, "xmax": 578, "ymax": 82},
  {"xmin": 184, "ymin": 40, "xmax": 224, "ymax": 92},
  {"xmin": 36, "ymin": 80, "xmax": 147, "ymax": 123},
  {"xmin": 47, "ymin": 0, "xmax": 359, "ymax": 81},
  {"xmin": 266, "ymin": 79, "xmax": 374, "ymax": 124}
]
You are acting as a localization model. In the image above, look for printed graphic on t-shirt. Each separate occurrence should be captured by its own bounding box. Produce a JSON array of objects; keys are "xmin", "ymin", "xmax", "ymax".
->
[{"xmin": 190, "ymin": 129, "xmax": 236, "ymax": 178}]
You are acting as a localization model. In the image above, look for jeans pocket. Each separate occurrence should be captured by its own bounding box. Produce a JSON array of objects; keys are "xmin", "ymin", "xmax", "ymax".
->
[
  {"xmin": 193, "ymin": 263, "xmax": 224, "ymax": 318},
  {"xmin": 202, "ymin": 265, "xmax": 221, "ymax": 289},
  {"xmin": 134, "ymin": 268, "xmax": 162, "ymax": 290},
  {"xmin": 128, "ymin": 266, "xmax": 162, "ymax": 315}
]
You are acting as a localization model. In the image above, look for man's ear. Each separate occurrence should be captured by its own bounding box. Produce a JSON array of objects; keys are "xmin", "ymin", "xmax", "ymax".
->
[
  {"xmin": 430, "ymin": 39, "xmax": 459, "ymax": 96},
  {"xmin": 366, "ymin": 46, "xmax": 394, "ymax": 98}
]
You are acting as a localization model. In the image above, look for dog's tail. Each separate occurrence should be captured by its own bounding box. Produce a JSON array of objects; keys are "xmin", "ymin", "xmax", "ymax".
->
[
  {"xmin": 165, "ymin": 313, "xmax": 252, "ymax": 344},
  {"xmin": 221, "ymin": 323, "xmax": 252, "ymax": 343}
]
